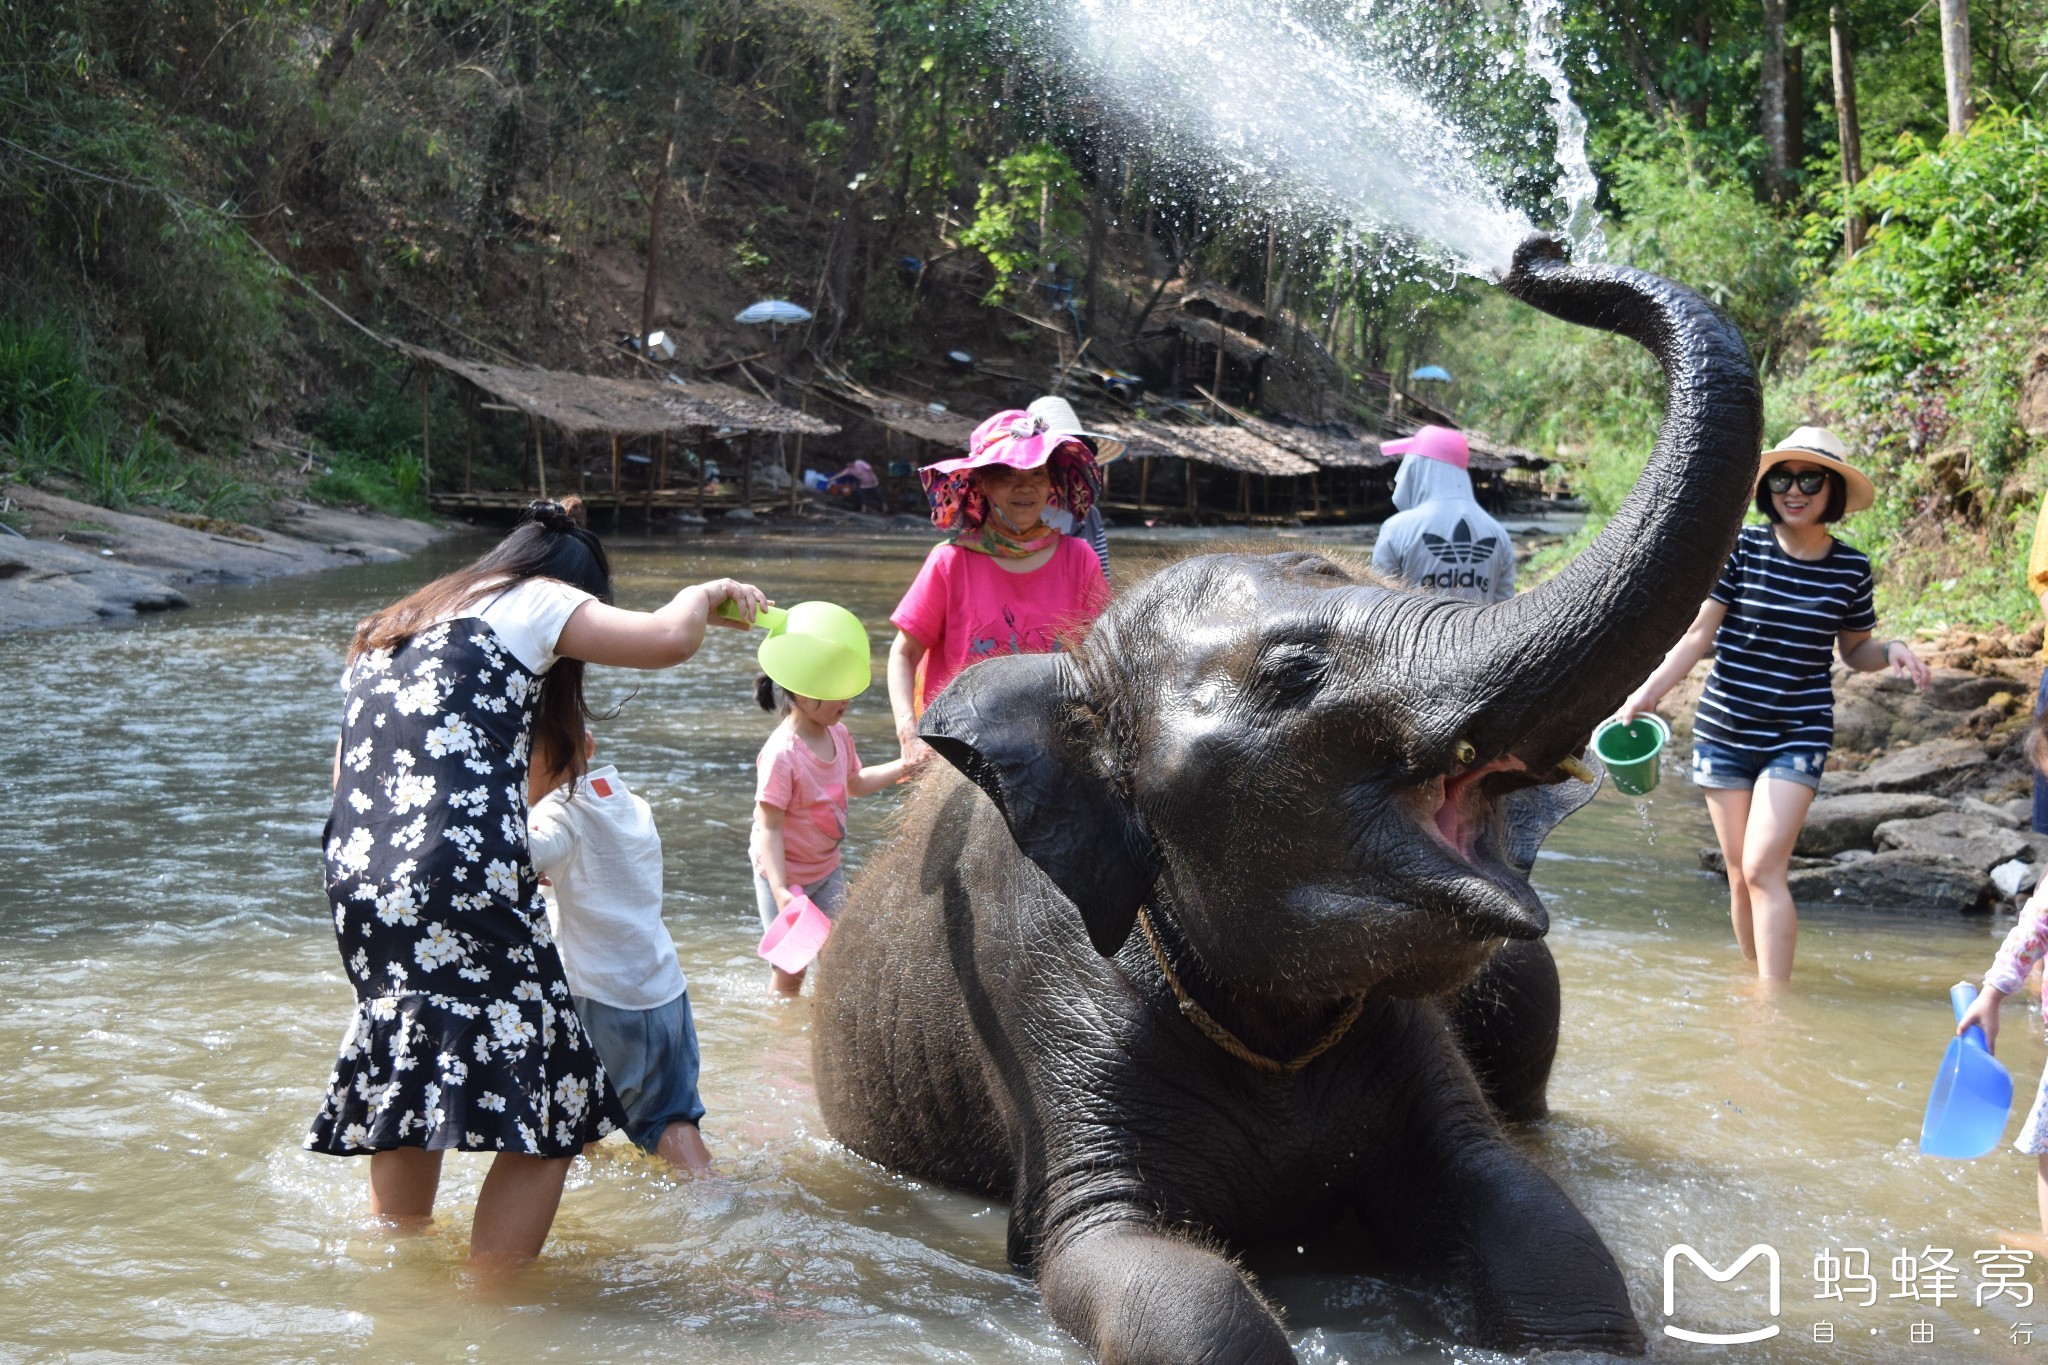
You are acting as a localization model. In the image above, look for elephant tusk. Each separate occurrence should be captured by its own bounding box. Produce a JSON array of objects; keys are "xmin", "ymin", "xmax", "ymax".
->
[{"xmin": 1557, "ymin": 755, "xmax": 1596, "ymax": 784}]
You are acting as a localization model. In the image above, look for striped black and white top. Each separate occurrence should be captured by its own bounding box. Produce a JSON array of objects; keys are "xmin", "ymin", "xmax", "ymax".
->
[{"xmin": 1694, "ymin": 525, "xmax": 1877, "ymax": 755}]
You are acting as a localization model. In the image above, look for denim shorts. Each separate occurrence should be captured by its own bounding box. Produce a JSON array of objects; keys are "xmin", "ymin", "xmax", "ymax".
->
[
  {"xmin": 574, "ymin": 991, "xmax": 705, "ymax": 1152},
  {"xmin": 1689, "ymin": 739, "xmax": 1827, "ymax": 792},
  {"xmin": 752, "ymin": 863, "xmax": 847, "ymax": 932}
]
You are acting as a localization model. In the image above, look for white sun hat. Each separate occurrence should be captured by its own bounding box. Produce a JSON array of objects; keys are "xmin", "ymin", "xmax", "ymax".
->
[
  {"xmin": 1026, "ymin": 395, "xmax": 1127, "ymax": 465},
  {"xmin": 1759, "ymin": 425, "xmax": 1875, "ymax": 514}
]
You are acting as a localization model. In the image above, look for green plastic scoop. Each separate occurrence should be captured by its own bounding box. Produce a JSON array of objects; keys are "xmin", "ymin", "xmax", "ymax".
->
[{"xmin": 719, "ymin": 598, "xmax": 872, "ymax": 700}]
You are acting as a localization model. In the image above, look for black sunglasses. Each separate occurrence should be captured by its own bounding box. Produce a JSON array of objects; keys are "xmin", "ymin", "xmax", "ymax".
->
[{"xmin": 1764, "ymin": 470, "xmax": 1830, "ymax": 495}]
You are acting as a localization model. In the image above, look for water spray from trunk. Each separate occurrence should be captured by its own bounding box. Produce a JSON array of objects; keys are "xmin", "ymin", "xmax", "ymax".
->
[{"xmin": 1054, "ymin": 0, "xmax": 1604, "ymax": 277}]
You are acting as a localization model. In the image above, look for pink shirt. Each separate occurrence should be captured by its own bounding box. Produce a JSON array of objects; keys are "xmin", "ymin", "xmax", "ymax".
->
[
  {"xmin": 890, "ymin": 537, "xmax": 1112, "ymax": 709},
  {"xmin": 751, "ymin": 720, "xmax": 860, "ymax": 884}
]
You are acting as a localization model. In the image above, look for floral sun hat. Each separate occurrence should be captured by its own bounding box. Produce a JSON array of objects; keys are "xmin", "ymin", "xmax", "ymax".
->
[{"xmin": 921, "ymin": 408, "xmax": 1104, "ymax": 532}]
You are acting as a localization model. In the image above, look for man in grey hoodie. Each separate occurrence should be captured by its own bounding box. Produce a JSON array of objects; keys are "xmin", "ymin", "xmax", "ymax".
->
[{"xmin": 1370, "ymin": 424, "xmax": 1515, "ymax": 603}]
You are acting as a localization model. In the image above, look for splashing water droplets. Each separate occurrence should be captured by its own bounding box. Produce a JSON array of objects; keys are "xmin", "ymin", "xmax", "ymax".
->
[{"xmin": 1058, "ymin": 0, "xmax": 1604, "ymax": 277}]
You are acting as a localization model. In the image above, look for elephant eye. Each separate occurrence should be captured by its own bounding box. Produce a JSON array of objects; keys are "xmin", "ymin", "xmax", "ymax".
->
[{"xmin": 1250, "ymin": 643, "xmax": 1327, "ymax": 706}]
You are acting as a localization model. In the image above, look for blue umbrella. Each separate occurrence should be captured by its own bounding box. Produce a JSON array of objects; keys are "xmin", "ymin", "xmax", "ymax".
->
[
  {"xmin": 735, "ymin": 299, "xmax": 814, "ymax": 325},
  {"xmin": 1409, "ymin": 364, "xmax": 1453, "ymax": 383}
]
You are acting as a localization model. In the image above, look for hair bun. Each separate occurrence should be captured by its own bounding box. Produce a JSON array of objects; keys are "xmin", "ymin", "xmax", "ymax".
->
[{"xmin": 522, "ymin": 499, "xmax": 585, "ymax": 532}]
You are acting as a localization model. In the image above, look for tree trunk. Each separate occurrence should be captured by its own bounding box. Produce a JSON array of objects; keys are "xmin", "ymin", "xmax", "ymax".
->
[
  {"xmin": 1829, "ymin": 7, "xmax": 1866, "ymax": 254},
  {"xmin": 316, "ymin": 0, "xmax": 391, "ymax": 96},
  {"xmin": 464, "ymin": 18, "xmax": 536, "ymax": 285},
  {"xmin": 1263, "ymin": 219, "xmax": 1276, "ymax": 316},
  {"xmin": 1687, "ymin": 13, "xmax": 1713, "ymax": 127},
  {"xmin": 1084, "ymin": 153, "xmax": 1107, "ymax": 337},
  {"xmin": 822, "ymin": 62, "xmax": 878, "ymax": 344},
  {"xmin": 1611, "ymin": 0, "xmax": 1670, "ymax": 117},
  {"xmin": 1939, "ymin": 0, "xmax": 1973, "ymax": 135},
  {"xmin": 641, "ymin": 91, "xmax": 684, "ymax": 345},
  {"xmin": 1785, "ymin": 45, "xmax": 1804, "ymax": 179},
  {"xmin": 1760, "ymin": 0, "xmax": 1790, "ymax": 198}
]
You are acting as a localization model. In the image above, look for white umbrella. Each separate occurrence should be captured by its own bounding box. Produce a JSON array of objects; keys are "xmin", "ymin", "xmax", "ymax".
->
[{"xmin": 735, "ymin": 300, "xmax": 813, "ymax": 325}]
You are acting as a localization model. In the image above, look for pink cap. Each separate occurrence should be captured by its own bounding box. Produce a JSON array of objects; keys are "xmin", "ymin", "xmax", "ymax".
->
[{"xmin": 1382, "ymin": 425, "xmax": 1469, "ymax": 470}]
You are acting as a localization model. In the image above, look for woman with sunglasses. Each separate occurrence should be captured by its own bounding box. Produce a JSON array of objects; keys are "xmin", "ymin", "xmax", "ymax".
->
[{"xmin": 1618, "ymin": 427, "xmax": 1929, "ymax": 982}]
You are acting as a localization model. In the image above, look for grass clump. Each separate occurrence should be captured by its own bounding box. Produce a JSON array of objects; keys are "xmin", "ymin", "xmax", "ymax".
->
[
  {"xmin": 0, "ymin": 316, "xmax": 262, "ymax": 517},
  {"xmin": 303, "ymin": 382, "xmax": 434, "ymax": 519},
  {"xmin": 305, "ymin": 451, "xmax": 430, "ymax": 519}
]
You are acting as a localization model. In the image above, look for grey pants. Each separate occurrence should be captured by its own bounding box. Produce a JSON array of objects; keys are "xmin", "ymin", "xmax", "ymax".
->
[{"xmin": 752, "ymin": 864, "xmax": 847, "ymax": 931}]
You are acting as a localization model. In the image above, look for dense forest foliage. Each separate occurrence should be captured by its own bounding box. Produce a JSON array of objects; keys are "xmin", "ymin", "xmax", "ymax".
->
[{"xmin": 3, "ymin": 0, "xmax": 2047, "ymax": 626}]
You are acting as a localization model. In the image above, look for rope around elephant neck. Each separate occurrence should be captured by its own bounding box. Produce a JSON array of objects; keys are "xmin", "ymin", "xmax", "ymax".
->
[{"xmin": 1134, "ymin": 907, "xmax": 1366, "ymax": 1074}]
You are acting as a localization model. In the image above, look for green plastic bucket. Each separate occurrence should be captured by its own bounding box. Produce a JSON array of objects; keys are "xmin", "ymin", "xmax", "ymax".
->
[{"xmin": 1591, "ymin": 714, "xmax": 1670, "ymax": 797}]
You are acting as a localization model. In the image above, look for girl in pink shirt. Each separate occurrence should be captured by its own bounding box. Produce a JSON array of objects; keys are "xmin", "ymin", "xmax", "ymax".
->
[
  {"xmin": 1959, "ymin": 717, "xmax": 2048, "ymax": 1251},
  {"xmin": 750, "ymin": 674, "xmax": 911, "ymax": 995},
  {"xmin": 888, "ymin": 407, "xmax": 1115, "ymax": 760}
]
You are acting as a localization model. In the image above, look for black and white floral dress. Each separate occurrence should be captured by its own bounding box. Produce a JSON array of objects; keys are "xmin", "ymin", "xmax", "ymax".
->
[{"xmin": 307, "ymin": 587, "xmax": 624, "ymax": 1157}]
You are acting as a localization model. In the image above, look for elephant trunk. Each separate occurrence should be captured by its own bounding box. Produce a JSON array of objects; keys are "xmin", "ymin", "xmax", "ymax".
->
[{"xmin": 1423, "ymin": 235, "xmax": 1762, "ymax": 775}]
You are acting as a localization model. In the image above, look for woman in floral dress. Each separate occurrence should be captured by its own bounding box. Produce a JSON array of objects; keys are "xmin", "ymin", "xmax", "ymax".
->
[{"xmin": 308, "ymin": 499, "xmax": 765, "ymax": 1265}]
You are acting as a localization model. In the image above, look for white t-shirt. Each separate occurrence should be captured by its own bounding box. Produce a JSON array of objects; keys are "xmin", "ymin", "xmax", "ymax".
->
[
  {"xmin": 528, "ymin": 765, "xmax": 686, "ymax": 1011},
  {"xmin": 338, "ymin": 576, "xmax": 594, "ymax": 695},
  {"xmin": 459, "ymin": 577, "xmax": 595, "ymax": 674}
]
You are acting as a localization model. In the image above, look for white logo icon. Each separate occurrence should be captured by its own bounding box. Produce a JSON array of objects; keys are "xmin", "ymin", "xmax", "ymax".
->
[{"xmin": 1663, "ymin": 1243, "xmax": 1782, "ymax": 1344}]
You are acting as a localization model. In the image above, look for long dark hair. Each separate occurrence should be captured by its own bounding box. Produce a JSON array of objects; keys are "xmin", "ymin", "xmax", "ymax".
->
[
  {"xmin": 755, "ymin": 673, "xmax": 798, "ymax": 715},
  {"xmin": 349, "ymin": 498, "xmax": 611, "ymax": 786}
]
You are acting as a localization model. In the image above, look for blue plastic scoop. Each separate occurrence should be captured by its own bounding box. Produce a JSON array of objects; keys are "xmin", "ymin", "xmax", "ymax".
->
[{"xmin": 1919, "ymin": 982, "xmax": 2013, "ymax": 1159}]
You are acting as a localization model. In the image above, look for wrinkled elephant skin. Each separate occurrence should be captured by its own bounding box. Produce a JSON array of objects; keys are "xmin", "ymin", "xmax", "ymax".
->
[{"xmin": 812, "ymin": 236, "xmax": 1761, "ymax": 1362}]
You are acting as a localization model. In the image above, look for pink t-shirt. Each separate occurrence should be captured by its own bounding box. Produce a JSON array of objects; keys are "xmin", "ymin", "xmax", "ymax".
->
[
  {"xmin": 751, "ymin": 720, "xmax": 860, "ymax": 884},
  {"xmin": 890, "ymin": 537, "xmax": 1112, "ymax": 709}
]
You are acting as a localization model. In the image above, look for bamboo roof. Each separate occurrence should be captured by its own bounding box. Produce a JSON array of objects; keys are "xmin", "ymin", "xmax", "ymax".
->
[
  {"xmin": 1464, "ymin": 429, "xmax": 1543, "ymax": 470},
  {"xmin": 1179, "ymin": 281, "xmax": 1268, "ymax": 321},
  {"xmin": 1375, "ymin": 420, "xmax": 1536, "ymax": 472},
  {"xmin": 1159, "ymin": 312, "xmax": 1274, "ymax": 363},
  {"xmin": 810, "ymin": 377, "xmax": 979, "ymax": 448},
  {"xmin": 1106, "ymin": 420, "xmax": 1317, "ymax": 477},
  {"xmin": 394, "ymin": 342, "xmax": 837, "ymax": 438},
  {"xmin": 1196, "ymin": 392, "xmax": 1388, "ymax": 470}
]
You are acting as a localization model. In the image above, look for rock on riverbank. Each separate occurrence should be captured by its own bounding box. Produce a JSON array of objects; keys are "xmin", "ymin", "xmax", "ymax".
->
[
  {"xmin": 0, "ymin": 484, "xmax": 447, "ymax": 632},
  {"xmin": 1667, "ymin": 646, "xmax": 2047, "ymax": 916}
]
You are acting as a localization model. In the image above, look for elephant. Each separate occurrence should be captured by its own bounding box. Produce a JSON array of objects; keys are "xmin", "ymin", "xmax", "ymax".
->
[{"xmin": 810, "ymin": 234, "xmax": 1762, "ymax": 1361}]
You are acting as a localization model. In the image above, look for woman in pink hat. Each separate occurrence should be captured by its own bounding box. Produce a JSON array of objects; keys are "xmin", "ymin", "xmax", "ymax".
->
[{"xmin": 887, "ymin": 409, "xmax": 1113, "ymax": 762}]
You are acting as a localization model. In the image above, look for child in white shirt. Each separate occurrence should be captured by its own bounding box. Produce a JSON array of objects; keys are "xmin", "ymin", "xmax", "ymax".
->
[{"xmin": 529, "ymin": 730, "xmax": 710, "ymax": 1173}]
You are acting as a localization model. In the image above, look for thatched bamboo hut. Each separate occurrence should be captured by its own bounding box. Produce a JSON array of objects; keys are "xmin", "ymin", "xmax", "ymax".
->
[{"xmin": 392, "ymin": 341, "xmax": 836, "ymax": 520}]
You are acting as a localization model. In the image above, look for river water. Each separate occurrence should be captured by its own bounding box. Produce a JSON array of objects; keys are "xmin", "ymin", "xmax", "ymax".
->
[{"xmin": 2, "ymin": 530, "xmax": 2042, "ymax": 1361}]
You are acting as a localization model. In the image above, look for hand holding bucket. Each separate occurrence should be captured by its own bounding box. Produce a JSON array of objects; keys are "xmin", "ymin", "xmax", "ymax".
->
[
  {"xmin": 758, "ymin": 888, "xmax": 834, "ymax": 974},
  {"xmin": 1591, "ymin": 714, "xmax": 1670, "ymax": 797},
  {"xmin": 1920, "ymin": 981, "xmax": 2013, "ymax": 1159}
]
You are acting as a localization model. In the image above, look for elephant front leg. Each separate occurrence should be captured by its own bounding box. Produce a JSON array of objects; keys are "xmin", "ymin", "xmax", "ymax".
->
[
  {"xmin": 1037, "ymin": 1215, "xmax": 1294, "ymax": 1365},
  {"xmin": 1428, "ymin": 1143, "xmax": 1645, "ymax": 1355}
]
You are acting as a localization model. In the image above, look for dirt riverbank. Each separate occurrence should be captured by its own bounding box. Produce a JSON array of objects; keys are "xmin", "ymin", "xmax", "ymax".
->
[{"xmin": 0, "ymin": 484, "xmax": 450, "ymax": 632}]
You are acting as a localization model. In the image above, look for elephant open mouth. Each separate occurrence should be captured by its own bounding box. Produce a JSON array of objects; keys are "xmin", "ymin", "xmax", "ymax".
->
[{"xmin": 1398, "ymin": 757, "xmax": 1565, "ymax": 942}]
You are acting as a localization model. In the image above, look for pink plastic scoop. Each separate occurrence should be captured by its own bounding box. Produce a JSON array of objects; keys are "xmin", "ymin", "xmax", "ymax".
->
[{"xmin": 758, "ymin": 888, "xmax": 833, "ymax": 974}]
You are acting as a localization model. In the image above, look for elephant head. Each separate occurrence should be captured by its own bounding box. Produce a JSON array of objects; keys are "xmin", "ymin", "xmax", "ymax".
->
[{"xmin": 921, "ymin": 235, "xmax": 1761, "ymax": 1001}]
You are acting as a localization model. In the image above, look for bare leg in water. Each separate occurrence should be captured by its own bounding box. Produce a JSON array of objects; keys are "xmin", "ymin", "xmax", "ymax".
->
[
  {"xmin": 366, "ymin": 1148, "xmax": 572, "ymax": 1267},
  {"xmin": 1704, "ymin": 777, "xmax": 1815, "ymax": 981},
  {"xmin": 656, "ymin": 1120, "xmax": 713, "ymax": 1174}
]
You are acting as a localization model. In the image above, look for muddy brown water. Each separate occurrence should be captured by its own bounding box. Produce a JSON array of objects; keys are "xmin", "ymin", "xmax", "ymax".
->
[{"xmin": 2, "ymin": 530, "xmax": 2042, "ymax": 1361}]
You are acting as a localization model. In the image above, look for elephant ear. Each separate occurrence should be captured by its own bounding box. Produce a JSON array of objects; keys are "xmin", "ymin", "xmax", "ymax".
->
[
  {"xmin": 918, "ymin": 652, "xmax": 1157, "ymax": 956},
  {"xmin": 1500, "ymin": 756, "xmax": 1605, "ymax": 876}
]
